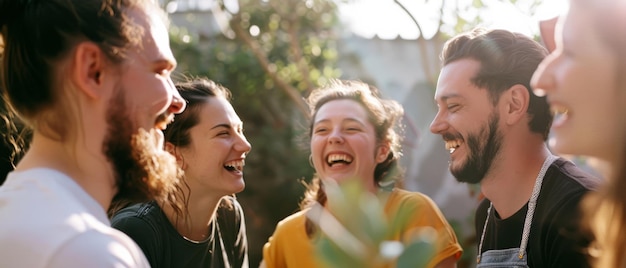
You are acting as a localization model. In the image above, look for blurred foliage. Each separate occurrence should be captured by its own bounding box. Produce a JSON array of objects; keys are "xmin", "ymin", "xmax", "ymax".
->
[{"xmin": 310, "ymin": 179, "xmax": 436, "ymax": 268}]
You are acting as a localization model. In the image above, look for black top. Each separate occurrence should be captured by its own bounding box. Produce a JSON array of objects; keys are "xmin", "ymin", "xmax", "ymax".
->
[
  {"xmin": 111, "ymin": 196, "xmax": 249, "ymax": 268},
  {"xmin": 475, "ymin": 158, "xmax": 600, "ymax": 268}
]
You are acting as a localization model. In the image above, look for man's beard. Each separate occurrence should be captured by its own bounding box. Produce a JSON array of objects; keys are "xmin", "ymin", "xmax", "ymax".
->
[
  {"xmin": 450, "ymin": 111, "xmax": 503, "ymax": 184},
  {"xmin": 103, "ymin": 89, "xmax": 184, "ymax": 214}
]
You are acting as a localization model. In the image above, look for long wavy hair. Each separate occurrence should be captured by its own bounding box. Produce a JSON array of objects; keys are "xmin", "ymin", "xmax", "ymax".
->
[
  {"xmin": 577, "ymin": 0, "xmax": 626, "ymax": 267},
  {"xmin": 301, "ymin": 79, "xmax": 405, "ymax": 237}
]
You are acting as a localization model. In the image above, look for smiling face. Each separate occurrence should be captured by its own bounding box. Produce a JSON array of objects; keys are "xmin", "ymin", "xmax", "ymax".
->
[
  {"xmin": 120, "ymin": 7, "xmax": 185, "ymax": 136},
  {"xmin": 430, "ymin": 59, "xmax": 504, "ymax": 184},
  {"xmin": 104, "ymin": 7, "xmax": 186, "ymax": 202},
  {"xmin": 310, "ymin": 99, "xmax": 389, "ymax": 188},
  {"xmin": 177, "ymin": 97, "xmax": 251, "ymax": 197},
  {"xmin": 531, "ymin": 2, "xmax": 621, "ymax": 161}
]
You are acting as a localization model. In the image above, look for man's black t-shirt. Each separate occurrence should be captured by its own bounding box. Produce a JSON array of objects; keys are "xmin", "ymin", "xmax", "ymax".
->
[
  {"xmin": 111, "ymin": 196, "xmax": 248, "ymax": 268},
  {"xmin": 475, "ymin": 158, "xmax": 600, "ymax": 268}
]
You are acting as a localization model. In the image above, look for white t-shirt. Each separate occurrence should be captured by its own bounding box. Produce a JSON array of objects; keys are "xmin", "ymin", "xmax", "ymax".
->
[{"xmin": 0, "ymin": 168, "xmax": 150, "ymax": 267}]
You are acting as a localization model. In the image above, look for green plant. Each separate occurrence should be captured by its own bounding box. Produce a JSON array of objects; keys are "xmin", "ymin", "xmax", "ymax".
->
[{"xmin": 308, "ymin": 179, "xmax": 436, "ymax": 268}]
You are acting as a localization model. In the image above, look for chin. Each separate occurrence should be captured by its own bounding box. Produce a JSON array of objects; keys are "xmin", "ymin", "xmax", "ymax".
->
[
  {"xmin": 549, "ymin": 137, "xmax": 578, "ymax": 156},
  {"xmin": 231, "ymin": 180, "xmax": 246, "ymax": 194}
]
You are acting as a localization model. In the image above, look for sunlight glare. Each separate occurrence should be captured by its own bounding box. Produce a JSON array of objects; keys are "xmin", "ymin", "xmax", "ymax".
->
[{"xmin": 338, "ymin": 0, "xmax": 570, "ymax": 40}]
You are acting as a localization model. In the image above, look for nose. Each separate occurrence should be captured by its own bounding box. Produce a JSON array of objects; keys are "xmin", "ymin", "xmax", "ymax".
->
[
  {"xmin": 429, "ymin": 111, "xmax": 447, "ymax": 135},
  {"xmin": 531, "ymin": 54, "xmax": 556, "ymax": 97},
  {"xmin": 169, "ymin": 96, "xmax": 186, "ymax": 114},
  {"xmin": 167, "ymin": 78, "xmax": 186, "ymax": 114},
  {"xmin": 328, "ymin": 128, "xmax": 344, "ymax": 144},
  {"xmin": 235, "ymin": 134, "xmax": 252, "ymax": 155}
]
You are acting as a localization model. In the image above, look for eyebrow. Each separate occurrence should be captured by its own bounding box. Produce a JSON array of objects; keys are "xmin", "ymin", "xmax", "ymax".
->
[
  {"xmin": 210, "ymin": 122, "xmax": 243, "ymax": 130},
  {"xmin": 314, "ymin": 118, "xmax": 365, "ymax": 126},
  {"xmin": 435, "ymin": 93, "xmax": 463, "ymax": 103},
  {"xmin": 210, "ymin": 123, "xmax": 232, "ymax": 130}
]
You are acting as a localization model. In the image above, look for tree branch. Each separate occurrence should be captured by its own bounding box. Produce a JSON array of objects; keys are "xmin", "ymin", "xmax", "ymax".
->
[
  {"xmin": 229, "ymin": 14, "xmax": 311, "ymax": 119},
  {"xmin": 394, "ymin": 0, "xmax": 438, "ymax": 88}
]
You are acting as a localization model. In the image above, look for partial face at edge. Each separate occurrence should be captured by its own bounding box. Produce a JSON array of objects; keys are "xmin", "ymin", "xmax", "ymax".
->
[
  {"xmin": 531, "ymin": 1, "xmax": 621, "ymax": 161},
  {"xmin": 105, "ymin": 7, "xmax": 186, "ymax": 202}
]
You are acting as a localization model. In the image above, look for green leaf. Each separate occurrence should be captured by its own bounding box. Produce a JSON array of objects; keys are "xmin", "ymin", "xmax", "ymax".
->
[{"xmin": 396, "ymin": 233, "xmax": 436, "ymax": 268}]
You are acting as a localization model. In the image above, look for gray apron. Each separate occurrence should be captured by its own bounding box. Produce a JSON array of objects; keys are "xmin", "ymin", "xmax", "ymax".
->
[{"xmin": 476, "ymin": 155, "xmax": 557, "ymax": 268}]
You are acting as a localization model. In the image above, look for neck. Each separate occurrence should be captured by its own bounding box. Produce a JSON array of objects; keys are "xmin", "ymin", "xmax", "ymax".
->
[
  {"xmin": 163, "ymin": 189, "xmax": 223, "ymax": 241},
  {"xmin": 480, "ymin": 141, "xmax": 552, "ymax": 219},
  {"xmin": 15, "ymin": 132, "xmax": 116, "ymax": 210},
  {"xmin": 589, "ymin": 157, "xmax": 617, "ymax": 182}
]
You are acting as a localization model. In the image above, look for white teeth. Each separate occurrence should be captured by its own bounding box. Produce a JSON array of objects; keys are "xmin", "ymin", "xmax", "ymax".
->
[
  {"xmin": 326, "ymin": 154, "xmax": 353, "ymax": 164},
  {"xmin": 225, "ymin": 160, "xmax": 245, "ymax": 171},
  {"xmin": 156, "ymin": 121, "xmax": 167, "ymax": 131},
  {"xmin": 551, "ymin": 107, "xmax": 569, "ymax": 116},
  {"xmin": 155, "ymin": 114, "xmax": 175, "ymax": 130},
  {"xmin": 551, "ymin": 106, "xmax": 569, "ymax": 122},
  {"xmin": 444, "ymin": 140, "xmax": 461, "ymax": 154}
]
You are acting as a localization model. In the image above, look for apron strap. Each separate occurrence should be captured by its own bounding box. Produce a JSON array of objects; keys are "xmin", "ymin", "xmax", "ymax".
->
[
  {"xmin": 476, "ymin": 154, "xmax": 558, "ymax": 263},
  {"xmin": 518, "ymin": 154, "xmax": 557, "ymax": 258}
]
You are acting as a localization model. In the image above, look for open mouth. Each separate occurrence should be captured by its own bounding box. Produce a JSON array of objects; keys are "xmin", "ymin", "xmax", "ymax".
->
[
  {"xmin": 224, "ymin": 159, "xmax": 245, "ymax": 172},
  {"xmin": 551, "ymin": 106, "xmax": 569, "ymax": 123},
  {"xmin": 444, "ymin": 140, "xmax": 462, "ymax": 154},
  {"xmin": 155, "ymin": 113, "xmax": 175, "ymax": 130},
  {"xmin": 326, "ymin": 153, "xmax": 353, "ymax": 167}
]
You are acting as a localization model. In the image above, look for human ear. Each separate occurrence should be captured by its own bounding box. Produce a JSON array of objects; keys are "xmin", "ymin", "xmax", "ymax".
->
[
  {"xmin": 376, "ymin": 142, "xmax": 391, "ymax": 163},
  {"xmin": 165, "ymin": 142, "xmax": 186, "ymax": 170},
  {"xmin": 71, "ymin": 42, "xmax": 107, "ymax": 99},
  {"xmin": 504, "ymin": 84, "xmax": 530, "ymax": 125}
]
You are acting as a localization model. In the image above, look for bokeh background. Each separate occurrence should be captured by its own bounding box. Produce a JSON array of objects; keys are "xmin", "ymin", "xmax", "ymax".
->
[{"xmin": 0, "ymin": 0, "xmax": 570, "ymax": 267}]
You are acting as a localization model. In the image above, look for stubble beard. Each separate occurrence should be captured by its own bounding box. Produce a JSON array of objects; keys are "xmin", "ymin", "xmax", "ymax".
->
[
  {"xmin": 103, "ymin": 88, "xmax": 184, "ymax": 211},
  {"xmin": 450, "ymin": 111, "xmax": 503, "ymax": 184}
]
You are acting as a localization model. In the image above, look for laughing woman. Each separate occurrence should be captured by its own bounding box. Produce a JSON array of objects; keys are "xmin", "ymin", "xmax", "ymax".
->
[
  {"xmin": 531, "ymin": 0, "xmax": 626, "ymax": 267},
  {"xmin": 262, "ymin": 80, "xmax": 462, "ymax": 268},
  {"xmin": 111, "ymin": 78, "xmax": 251, "ymax": 268}
]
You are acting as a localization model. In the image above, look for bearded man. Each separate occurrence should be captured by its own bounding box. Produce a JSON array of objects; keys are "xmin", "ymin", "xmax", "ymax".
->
[
  {"xmin": 430, "ymin": 28, "xmax": 600, "ymax": 268},
  {"xmin": 0, "ymin": 0, "xmax": 186, "ymax": 266}
]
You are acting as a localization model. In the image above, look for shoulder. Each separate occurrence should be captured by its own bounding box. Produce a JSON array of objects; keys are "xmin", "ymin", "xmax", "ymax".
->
[
  {"xmin": 111, "ymin": 202, "xmax": 163, "ymax": 229},
  {"xmin": 47, "ymin": 229, "xmax": 149, "ymax": 268},
  {"xmin": 387, "ymin": 188, "xmax": 430, "ymax": 203},
  {"xmin": 264, "ymin": 210, "xmax": 307, "ymax": 243},
  {"xmin": 266, "ymin": 209, "xmax": 309, "ymax": 244},
  {"xmin": 110, "ymin": 202, "xmax": 164, "ymax": 245},
  {"xmin": 385, "ymin": 189, "xmax": 452, "ymax": 229},
  {"xmin": 385, "ymin": 188, "xmax": 441, "ymax": 213},
  {"xmin": 549, "ymin": 158, "xmax": 602, "ymax": 192},
  {"xmin": 275, "ymin": 209, "xmax": 308, "ymax": 232},
  {"xmin": 475, "ymin": 198, "xmax": 491, "ymax": 218},
  {"xmin": 538, "ymin": 158, "xmax": 601, "ymax": 209}
]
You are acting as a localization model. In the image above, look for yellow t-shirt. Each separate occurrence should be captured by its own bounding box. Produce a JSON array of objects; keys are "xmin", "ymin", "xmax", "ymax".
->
[{"xmin": 262, "ymin": 188, "xmax": 463, "ymax": 268}]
